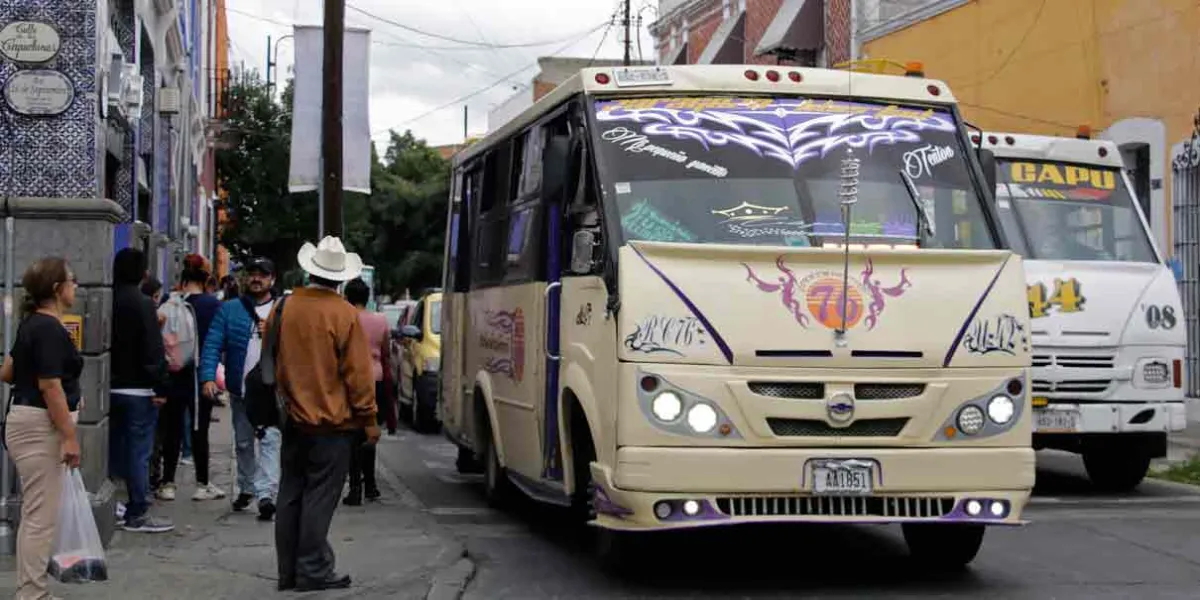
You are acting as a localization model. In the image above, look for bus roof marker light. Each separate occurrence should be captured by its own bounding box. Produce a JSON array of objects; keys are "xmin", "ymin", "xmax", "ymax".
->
[
  {"xmin": 1005, "ymin": 136, "xmax": 1015, "ymax": 145},
  {"xmin": 926, "ymin": 84, "xmax": 940, "ymax": 96},
  {"xmin": 1076, "ymin": 125, "xmax": 1091, "ymax": 139},
  {"xmin": 1098, "ymin": 147, "xmax": 1108, "ymax": 157},
  {"xmin": 744, "ymin": 69, "xmax": 759, "ymax": 81},
  {"xmin": 904, "ymin": 61, "xmax": 924, "ymax": 77},
  {"xmin": 987, "ymin": 135, "xmax": 998, "ymax": 145},
  {"xmin": 766, "ymin": 70, "xmax": 780, "ymax": 82},
  {"xmin": 594, "ymin": 72, "xmax": 611, "ymax": 85},
  {"xmin": 788, "ymin": 71, "xmax": 802, "ymax": 82}
]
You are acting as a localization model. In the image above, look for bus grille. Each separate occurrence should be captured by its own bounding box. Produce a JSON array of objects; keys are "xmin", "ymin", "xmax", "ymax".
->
[
  {"xmin": 1032, "ymin": 353, "xmax": 1116, "ymax": 369},
  {"xmin": 1032, "ymin": 379, "xmax": 1112, "ymax": 394},
  {"xmin": 853, "ymin": 383, "xmax": 925, "ymax": 400},
  {"xmin": 716, "ymin": 495, "xmax": 956, "ymax": 518},
  {"xmin": 749, "ymin": 382, "xmax": 824, "ymax": 399},
  {"xmin": 767, "ymin": 418, "xmax": 909, "ymax": 437}
]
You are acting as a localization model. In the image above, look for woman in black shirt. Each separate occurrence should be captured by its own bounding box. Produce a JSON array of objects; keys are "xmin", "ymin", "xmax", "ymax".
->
[{"xmin": 0, "ymin": 256, "xmax": 83, "ymax": 599}]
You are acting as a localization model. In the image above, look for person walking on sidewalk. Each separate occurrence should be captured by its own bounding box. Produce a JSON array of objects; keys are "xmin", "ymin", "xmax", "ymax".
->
[
  {"xmin": 109, "ymin": 247, "xmax": 174, "ymax": 533},
  {"xmin": 275, "ymin": 237, "xmax": 379, "ymax": 592},
  {"xmin": 200, "ymin": 257, "xmax": 282, "ymax": 520},
  {"xmin": 1, "ymin": 257, "xmax": 82, "ymax": 600},
  {"xmin": 156, "ymin": 254, "xmax": 225, "ymax": 502},
  {"xmin": 342, "ymin": 277, "xmax": 392, "ymax": 505}
]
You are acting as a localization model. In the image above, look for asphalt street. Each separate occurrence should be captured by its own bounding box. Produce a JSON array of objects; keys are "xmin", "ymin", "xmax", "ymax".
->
[{"xmin": 377, "ymin": 426, "xmax": 1200, "ymax": 599}]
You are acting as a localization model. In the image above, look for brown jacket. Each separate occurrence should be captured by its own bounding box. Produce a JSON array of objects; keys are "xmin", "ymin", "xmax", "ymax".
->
[{"xmin": 273, "ymin": 286, "xmax": 377, "ymax": 432}]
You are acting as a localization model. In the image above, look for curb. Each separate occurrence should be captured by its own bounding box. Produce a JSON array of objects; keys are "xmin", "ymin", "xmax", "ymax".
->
[
  {"xmin": 425, "ymin": 557, "xmax": 478, "ymax": 600},
  {"xmin": 374, "ymin": 450, "xmax": 477, "ymax": 600}
]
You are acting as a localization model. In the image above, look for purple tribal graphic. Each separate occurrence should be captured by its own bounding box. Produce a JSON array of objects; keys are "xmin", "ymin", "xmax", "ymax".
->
[
  {"xmin": 743, "ymin": 256, "xmax": 810, "ymax": 327},
  {"xmin": 861, "ymin": 259, "xmax": 912, "ymax": 330},
  {"xmin": 595, "ymin": 99, "xmax": 956, "ymax": 170},
  {"xmin": 479, "ymin": 308, "xmax": 526, "ymax": 382}
]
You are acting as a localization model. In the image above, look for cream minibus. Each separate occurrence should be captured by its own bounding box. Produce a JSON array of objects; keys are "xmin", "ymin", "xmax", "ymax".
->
[{"xmin": 439, "ymin": 64, "xmax": 1033, "ymax": 568}]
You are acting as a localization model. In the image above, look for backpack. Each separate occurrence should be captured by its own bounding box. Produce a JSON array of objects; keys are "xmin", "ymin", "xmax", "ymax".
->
[
  {"xmin": 159, "ymin": 292, "xmax": 198, "ymax": 373},
  {"xmin": 243, "ymin": 296, "xmax": 288, "ymax": 432}
]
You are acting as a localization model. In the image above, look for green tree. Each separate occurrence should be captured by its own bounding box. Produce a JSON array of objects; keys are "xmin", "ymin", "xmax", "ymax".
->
[{"xmin": 216, "ymin": 74, "xmax": 449, "ymax": 295}]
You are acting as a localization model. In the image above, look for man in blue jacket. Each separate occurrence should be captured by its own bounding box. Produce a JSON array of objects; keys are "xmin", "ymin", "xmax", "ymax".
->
[{"xmin": 200, "ymin": 257, "xmax": 282, "ymax": 520}]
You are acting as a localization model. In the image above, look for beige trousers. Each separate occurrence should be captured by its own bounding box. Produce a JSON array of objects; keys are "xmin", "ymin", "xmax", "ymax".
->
[{"xmin": 5, "ymin": 406, "xmax": 67, "ymax": 600}]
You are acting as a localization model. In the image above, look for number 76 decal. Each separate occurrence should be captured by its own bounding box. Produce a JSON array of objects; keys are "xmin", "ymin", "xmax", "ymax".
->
[{"xmin": 1028, "ymin": 278, "xmax": 1085, "ymax": 319}]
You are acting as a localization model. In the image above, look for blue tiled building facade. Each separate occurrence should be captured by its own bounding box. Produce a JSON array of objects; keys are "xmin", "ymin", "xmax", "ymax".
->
[{"xmin": 0, "ymin": 0, "xmax": 214, "ymax": 279}]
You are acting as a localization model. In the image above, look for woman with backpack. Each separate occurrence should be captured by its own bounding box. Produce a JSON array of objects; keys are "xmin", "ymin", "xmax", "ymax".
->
[{"xmin": 155, "ymin": 254, "xmax": 224, "ymax": 501}]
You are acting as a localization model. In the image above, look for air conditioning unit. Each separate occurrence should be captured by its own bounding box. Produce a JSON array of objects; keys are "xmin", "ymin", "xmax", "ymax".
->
[
  {"xmin": 124, "ymin": 72, "xmax": 144, "ymax": 120},
  {"xmin": 157, "ymin": 87, "xmax": 180, "ymax": 115}
]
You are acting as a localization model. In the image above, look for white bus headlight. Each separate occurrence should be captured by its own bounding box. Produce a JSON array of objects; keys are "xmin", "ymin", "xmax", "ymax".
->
[
  {"xmin": 987, "ymin": 395, "xmax": 1015, "ymax": 425},
  {"xmin": 651, "ymin": 392, "xmax": 683, "ymax": 422},
  {"xmin": 686, "ymin": 403, "xmax": 718, "ymax": 433},
  {"xmin": 957, "ymin": 405, "xmax": 985, "ymax": 435},
  {"xmin": 1142, "ymin": 361, "xmax": 1170, "ymax": 385}
]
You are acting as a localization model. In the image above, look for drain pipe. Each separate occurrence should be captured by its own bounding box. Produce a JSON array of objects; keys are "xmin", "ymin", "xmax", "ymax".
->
[{"xmin": 0, "ymin": 195, "xmax": 17, "ymax": 555}]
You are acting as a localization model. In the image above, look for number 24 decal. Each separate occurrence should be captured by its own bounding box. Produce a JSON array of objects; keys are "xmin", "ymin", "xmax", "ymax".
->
[
  {"xmin": 1028, "ymin": 278, "xmax": 1085, "ymax": 319},
  {"xmin": 1146, "ymin": 305, "xmax": 1177, "ymax": 330}
]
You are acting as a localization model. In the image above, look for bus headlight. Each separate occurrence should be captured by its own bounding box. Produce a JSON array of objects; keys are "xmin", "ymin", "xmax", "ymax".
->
[
  {"xmin": 686, "ymin": 403, "xmax": 718, "ymax": 433},
  {"xmin": 651, "ymin": 392, "xmax": 683, "ymax": 422},
  {"xmin": 987, "ymin": 395, "xmax": 1015, "ymax": 425},
  {"xmin": 956, "ymin": 405, "xmax": 985, "ymax": 435}
]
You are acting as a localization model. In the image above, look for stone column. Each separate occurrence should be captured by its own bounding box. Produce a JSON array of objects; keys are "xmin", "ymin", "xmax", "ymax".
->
[{"xmin": 4, "ymin": 197, "xmax": 125, "ymax": 548}]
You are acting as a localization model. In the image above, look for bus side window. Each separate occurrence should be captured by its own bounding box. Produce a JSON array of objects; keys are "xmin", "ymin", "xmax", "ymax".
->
[
  {"xmin": 473, "ymin": 144, "xmax": 517, "ymax": 287},
  {"xmin": 449, "ymin": 167, "xmax": 479, "ymax": 293}
]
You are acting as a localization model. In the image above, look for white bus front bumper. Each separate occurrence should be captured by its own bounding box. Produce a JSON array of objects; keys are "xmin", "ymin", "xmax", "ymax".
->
[{"xmin": 1033, "ymin": 400, "xmax": 1186, "ymax": 434}]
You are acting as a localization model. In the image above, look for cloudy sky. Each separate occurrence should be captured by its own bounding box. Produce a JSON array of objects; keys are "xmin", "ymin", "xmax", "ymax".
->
[{"xmin": 227, "ymin": 0, "xmax": 660, "ymax": 148}]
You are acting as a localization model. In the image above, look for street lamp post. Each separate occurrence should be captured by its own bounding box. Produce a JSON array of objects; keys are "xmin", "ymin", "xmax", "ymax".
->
[{"xmin": 267, "ymin": 34, "xmax": 294, "ymax": 97}]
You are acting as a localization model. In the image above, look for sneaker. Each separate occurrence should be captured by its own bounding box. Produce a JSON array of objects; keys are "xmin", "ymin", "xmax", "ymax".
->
[
  {"xmin": 180, "ymin": 456, "xmax": 194, "ymax": 466},
  {"xmin": 232, "ymin": 493, "xmax": 254, "ymax": 512},
  {"xmin": 115, "ymin": 501, "xmax": 126, "ymax": 526},
  {"xmin": 123, "ymin": 514, "xmax": 175, "ymax": 533},
  {"xmin": 257, "ymin": 498, "xmax": 276, "ymax": 521},
  {"xmin": 156, "ymin": 483, "xmax": 177, "ymax": 501},
  {"xmin": 192, "ymin": 483, "xmax": 227, "ymax": 501}
]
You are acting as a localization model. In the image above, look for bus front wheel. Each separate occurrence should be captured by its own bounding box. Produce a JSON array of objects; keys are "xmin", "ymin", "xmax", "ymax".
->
[
  {"xmin": 1083, "ymin": 450, "xmax": 1151, "ymax": 492},
  {"xmin": 482, "ymin": 419, "xmax": 516, "ymax": 508},
  {"xmin": 902, "ymin": 523, "xmax": 985, "ymax": 570}
]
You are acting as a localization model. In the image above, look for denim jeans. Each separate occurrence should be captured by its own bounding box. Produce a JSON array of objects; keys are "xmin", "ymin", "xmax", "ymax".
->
[
  {"xmin": 109, "ymin": 392, "xmax": 159, "ymax": 520},
  {"xmin": 230, "ymin": 395, "xmax": 281, "ymax": 501}
]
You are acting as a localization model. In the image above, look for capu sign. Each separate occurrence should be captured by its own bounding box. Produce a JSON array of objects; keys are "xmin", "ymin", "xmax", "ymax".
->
[
  {"xmin": 0, "ymin": 21, "xmax": 61, "ymax": 63},
  {"xmin": 1008, "ymin": 161, "xmax": 1116, "ymax": 190}
]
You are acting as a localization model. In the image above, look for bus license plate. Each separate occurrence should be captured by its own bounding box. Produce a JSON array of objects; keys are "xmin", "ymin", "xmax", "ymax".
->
[
  {"xmin": 812, "ymin": 461, "xmax": 873, "ymax": 495},
  {"xmin": 1035, "ymin": 408, "xmax": 1080, "ymax": 432},
  {"xmin": 613, "ymin": 67, "xmax": 672, "ymax": 87}
]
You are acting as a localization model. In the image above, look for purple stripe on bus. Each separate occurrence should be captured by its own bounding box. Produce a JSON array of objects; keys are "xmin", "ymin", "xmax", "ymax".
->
[
  {"xmin": 630, "ymin": 246, "xmax": 734, "ymax": 364},
  {"xmin": 942, "ymin": 255, "xmax": 1011, "ymax": 367}
]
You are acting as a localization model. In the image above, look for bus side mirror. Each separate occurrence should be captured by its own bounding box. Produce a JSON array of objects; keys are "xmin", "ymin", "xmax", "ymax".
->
[
  {"xmin": 542, "ymin": 135, "xmax": 572, "ymax": 203},
  {"xmin": 977, "ymin": 148, "xmax": 998, "ymax": 197},
  {"xmin": 569, "ymin": 230, "xmax": 597, "ymax": 275}
]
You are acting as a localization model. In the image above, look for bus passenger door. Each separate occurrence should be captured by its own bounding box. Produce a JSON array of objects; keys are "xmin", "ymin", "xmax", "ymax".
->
[{"xmin": 440, "ymin": 167, "xmax": 473, "ymax": 443}]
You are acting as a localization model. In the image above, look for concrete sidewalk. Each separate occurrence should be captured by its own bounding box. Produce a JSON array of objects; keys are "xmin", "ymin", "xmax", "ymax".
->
[{"xmin": 0, "ymin": 404, "xmax": 468, "ymax": 599}]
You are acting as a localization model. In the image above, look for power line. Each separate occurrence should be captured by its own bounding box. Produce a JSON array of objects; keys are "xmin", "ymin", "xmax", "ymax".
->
[
  {"xmin": 371, "ymin": 22, "xmax": 608, "ymax": 136},
  {"xmin": 972, "ymin": 0, "xmax": 1047, "ymax": 87},
  {"xmin": 348, "ymin": 3, "xmax": 608, "ymax": 49}
]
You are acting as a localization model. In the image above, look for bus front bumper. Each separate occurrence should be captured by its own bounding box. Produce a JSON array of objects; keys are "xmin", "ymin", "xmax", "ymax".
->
[
  {"xmin": 589, "ymin": 446, "xmax": 1034, "ymax": 531},
  {"xmin": 1033, "ymin": 400, "xmax": 1186, "ymax": 435}
]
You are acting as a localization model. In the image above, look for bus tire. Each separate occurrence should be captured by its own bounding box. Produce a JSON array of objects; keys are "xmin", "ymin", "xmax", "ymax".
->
[
  {"xmin": 456, "ymin": 445, "xmax": 483, "ymax": 474},
  {"xmin": 482, "ymin": 418, "xmax": 516, "ymax": 508},
  {"xmin": 595, "ymin": 529, "xmax": 641, "ymax": 574},
  {"xmin": 902, "ymin": 523, "xmax": 985, "ymax": 570},
  {"xmin": 1083, "ymin": 450, "xmax": 1150, "ymax": 492},
  {"xmin": 569, "ymin": 404, "xmax": 597, "ymax": 526}
]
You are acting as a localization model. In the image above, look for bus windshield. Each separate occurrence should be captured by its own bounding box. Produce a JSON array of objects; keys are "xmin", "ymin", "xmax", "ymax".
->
[
  {"xmin": 591, "ymin": 96, "xmax": 996, "ymax": 249},
  {"xmin": 994, "ymin": 159, "xmax": 1156, "ymax": 262}
]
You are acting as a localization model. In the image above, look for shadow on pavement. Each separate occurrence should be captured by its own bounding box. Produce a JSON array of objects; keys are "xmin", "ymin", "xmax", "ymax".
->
[{"xmin": 488, "ymin": 494, "xmax": 999, "ymax": 596}]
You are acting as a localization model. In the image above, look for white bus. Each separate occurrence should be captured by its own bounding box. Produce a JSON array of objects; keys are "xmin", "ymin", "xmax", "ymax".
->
[
  {"xmin": 980, "ymin": 130, "xmax": 1187, "ymax": 490},
  {"xmin": 440, "ymin": 64, "xmax": 1033, "ymax": 568}
]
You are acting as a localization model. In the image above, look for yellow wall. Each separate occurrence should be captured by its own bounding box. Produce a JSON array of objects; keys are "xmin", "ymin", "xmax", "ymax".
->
[{"xmin": 863, "ymin": 0, "xmax": 1200, "ymax": 143}]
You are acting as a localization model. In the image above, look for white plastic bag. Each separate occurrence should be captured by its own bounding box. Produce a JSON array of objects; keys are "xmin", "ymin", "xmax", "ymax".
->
[{"xmin": 48, "ymin": 468, "xmax": 108, "ymax": 583}]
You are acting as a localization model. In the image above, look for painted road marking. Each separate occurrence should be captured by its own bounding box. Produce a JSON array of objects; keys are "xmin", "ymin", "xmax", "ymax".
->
[{"xmin": 1030, "ymin": 495, "xmax": 1200, "ymax": 505}]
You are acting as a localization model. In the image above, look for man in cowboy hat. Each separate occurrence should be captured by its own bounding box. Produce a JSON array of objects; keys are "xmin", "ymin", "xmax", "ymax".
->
[{"xmin": 272, "ymin": 236, "xmax": 378, "ymax": 592}]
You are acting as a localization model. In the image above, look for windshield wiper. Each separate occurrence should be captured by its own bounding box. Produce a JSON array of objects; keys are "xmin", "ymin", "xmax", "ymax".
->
[{"xmin": 899, "ymin": 170, "xmax": 936, "ymax": 244}]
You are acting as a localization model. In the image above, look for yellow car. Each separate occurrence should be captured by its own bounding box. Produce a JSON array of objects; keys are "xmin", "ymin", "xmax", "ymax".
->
[{"xmin": 398, "ymin": 291, "xmax": 442, "ymax": 433}]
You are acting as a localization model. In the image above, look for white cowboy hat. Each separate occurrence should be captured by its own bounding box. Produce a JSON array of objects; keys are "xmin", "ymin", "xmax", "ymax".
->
[{"xmin": 297, "ymin": 236, "xmax": 364, "ymax": 282}]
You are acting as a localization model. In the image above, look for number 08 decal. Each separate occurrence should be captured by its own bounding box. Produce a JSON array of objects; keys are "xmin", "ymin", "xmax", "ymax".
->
[
  {"xmin": 1145, "ymin": 305, "xmax": 1177, "ymax": 330},
  {"xmin": 1028, "ymin": 278, "xmax": 1085, "ymax": 319}
]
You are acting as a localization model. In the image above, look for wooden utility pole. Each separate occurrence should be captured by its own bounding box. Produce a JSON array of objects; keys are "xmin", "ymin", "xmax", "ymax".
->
[
  {"xmin": 622, "ymin": 0, "xmax": 632, "ymax": 66},
  {"xmin": 321, "ymin": 0, "xmax": 345, "ymax": 237}
]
